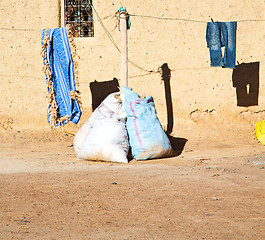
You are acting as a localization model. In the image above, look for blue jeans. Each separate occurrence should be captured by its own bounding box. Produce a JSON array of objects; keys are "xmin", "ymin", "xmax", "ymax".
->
[{"xmin": 206, "ymin": 22, "xmax": 237, "ymax": 69}]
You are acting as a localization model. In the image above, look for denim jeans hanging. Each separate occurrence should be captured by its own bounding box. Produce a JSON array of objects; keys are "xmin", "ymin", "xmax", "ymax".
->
[{"xmin": 206, "ymin": 21, "xmax": 237, "ymax": 69}]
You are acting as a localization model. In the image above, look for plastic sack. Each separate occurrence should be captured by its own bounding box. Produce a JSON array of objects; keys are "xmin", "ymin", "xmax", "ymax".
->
[
  {"xmin": 122, "ymin": 87, "xmax": 172, "ymax": 160},
  {"xmin": 255, "ymin": 120, "xmax": 265, "ymax": 145},
  {"xmin": 73, "ymin": 92, "xmax": 129, "ymax": 163}
]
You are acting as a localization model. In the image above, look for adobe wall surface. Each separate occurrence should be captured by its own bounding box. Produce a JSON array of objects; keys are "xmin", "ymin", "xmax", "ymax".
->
[{"xmin": 1, "ymin": 0, "xmax": 265, "ymax": 131}]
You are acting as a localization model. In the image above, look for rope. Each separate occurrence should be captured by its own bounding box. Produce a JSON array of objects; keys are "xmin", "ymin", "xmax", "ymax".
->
[
  {"xmin": 92, "ymin": 5, "xmax": 121, "ymax": 53},
  {"xmin": 0, "ymin": 74, "xmax": 43, "ymax": 80},
  {"xmin": 0, "ymin": 27, "xmax": 38, "ymax": 31},
  {"xmin": 130, "ymin": 14, "xmax": 265, "ymax": 23},
  {"xmin": 92, "ymin": 4, "xmax": 154, "ymax": 73},
  {"xmin": 130, "ymin": 14, "xmax": 207, "ymax": 23},
  {"xmin": 1, "ymin": 13, "xmax": 265, "ymax": 32},
  {"xmin": 3, "ymin": 7, "xmax": 265, "ymax": 79}
]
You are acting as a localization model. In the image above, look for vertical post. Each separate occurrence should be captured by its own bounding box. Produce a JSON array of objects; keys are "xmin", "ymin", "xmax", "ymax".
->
[
  {"xmin": 60, "ymin": 0, "xmax": 64, "ymax": 27},
  {"xmin": 120, "ymin": 10, "xmax": 128, "ymax": 87}
]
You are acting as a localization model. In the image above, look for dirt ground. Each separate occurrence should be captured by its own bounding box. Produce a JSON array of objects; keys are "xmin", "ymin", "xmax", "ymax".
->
[{"xmin": 0, "ymin": 118, "xmax": 265, "ymax": 240}]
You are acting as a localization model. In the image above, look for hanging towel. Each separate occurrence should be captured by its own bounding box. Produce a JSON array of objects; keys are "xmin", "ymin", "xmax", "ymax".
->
[
  {"xmin": 41, "ymin": 27, "xmax": 81, "ymax": 126},
  {"xmin": 206, "ymin": 21, "xmax": 237, "ymax": 68}
]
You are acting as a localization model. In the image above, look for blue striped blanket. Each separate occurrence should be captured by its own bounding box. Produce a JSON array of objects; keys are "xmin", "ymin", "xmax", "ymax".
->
[{"xmin": 41, "ymin": 27, "xmax": 81, "ymax": 125}]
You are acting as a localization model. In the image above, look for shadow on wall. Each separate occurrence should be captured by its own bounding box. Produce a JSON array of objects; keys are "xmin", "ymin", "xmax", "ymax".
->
[
  {"xmin": 160, "ymin": 63, "xmax": 174, "ymax": 134},
  {"xmin": 232, "ymin": 62, "xmax": 260, "ymax": 107},
  {"xmin": 90, "ymin": 78, "xmax": 120, "ymax": 111},
  {"xmin": 160, "ymin": 63, "xmax": 188, "ymax": 156}
]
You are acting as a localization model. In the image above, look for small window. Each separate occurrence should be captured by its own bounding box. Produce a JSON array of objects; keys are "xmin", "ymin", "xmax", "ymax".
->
[{"xmin": 64, "ymin": 0, "xmax": 94, "ymax": 37}]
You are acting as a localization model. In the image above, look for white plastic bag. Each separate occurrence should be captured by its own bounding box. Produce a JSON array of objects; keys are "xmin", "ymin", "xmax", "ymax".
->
[{"xmin": 73, "ymin": 92, "xmax": 129, "ymax": 163}]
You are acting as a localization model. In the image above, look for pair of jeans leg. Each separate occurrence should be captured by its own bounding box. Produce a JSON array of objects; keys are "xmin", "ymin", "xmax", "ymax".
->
[
  {"xmin": 222, "ymin": 22, "xmax": 237, "ymax": 68},
  {"xmin": 206, "ymin": 21, "xmax": 237, "ymax": 68}
]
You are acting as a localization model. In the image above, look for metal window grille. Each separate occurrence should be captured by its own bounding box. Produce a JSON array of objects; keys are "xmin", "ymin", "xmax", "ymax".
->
[{"xmin": 64, "ymin": 0, "xmax": 94, "ymax": 37}]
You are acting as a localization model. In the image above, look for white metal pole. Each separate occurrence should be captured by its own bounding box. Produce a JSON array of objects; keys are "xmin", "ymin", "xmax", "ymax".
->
[{"xmin": 120, "ymin": 10, "xmax": 128, "ymax": 88}]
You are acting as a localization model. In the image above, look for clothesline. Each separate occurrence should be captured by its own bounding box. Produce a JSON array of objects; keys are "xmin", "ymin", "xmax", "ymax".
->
[
  {"xmin": 0, "ymin": 74, "xmax": 43, "ymax": 80},
  {"xmin": 1, "ymin": 12, "xmax": 265, "ymax": 32},
  {"xmin": 0, "ymin": 27, "xmax": 38, "ymax": 31},
  {"xmin": 1, "ymin": 6, "xmax": 265, "ymax": 74},
  {"xmin": 5, "ymin": 59, "xmax": 265, "ymax": 82},
  {"xmin": 92, "ymin": 6, "xmax": 265, "ymax": 73},
  {"xmin": 130, "ymin": 14, "xmax": 265, "ymax": 23}
]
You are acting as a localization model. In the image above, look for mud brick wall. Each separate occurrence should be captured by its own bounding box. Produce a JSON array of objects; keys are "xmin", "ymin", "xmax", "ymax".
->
[{"xmin": 1, "ymin": 0, "xmax": 265, "ymax": 130}]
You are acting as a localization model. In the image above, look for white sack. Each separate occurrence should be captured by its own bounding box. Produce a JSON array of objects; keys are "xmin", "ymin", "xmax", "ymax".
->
[{"xmin": 73, "ymin": 92, "xmax": 129, "ymax": 163}]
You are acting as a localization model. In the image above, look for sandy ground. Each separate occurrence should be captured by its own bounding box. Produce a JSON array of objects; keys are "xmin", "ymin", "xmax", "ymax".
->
[{"xmin": 0, "ymin": 119, "xmax": 265, "ymax": 240}]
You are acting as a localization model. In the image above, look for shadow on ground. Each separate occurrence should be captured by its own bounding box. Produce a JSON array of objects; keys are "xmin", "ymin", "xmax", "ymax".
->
[
  {"xmin": 168, "ymin": 135, "xmax": 188, "ymax": 157},
  {"xmin": 127, "ymin": 135, "xmax": 188, "ymax": 162}
]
